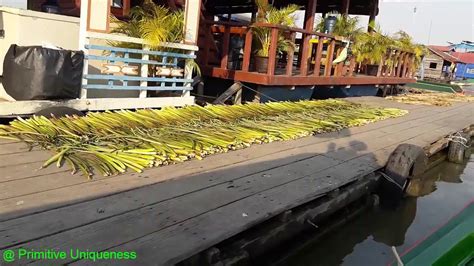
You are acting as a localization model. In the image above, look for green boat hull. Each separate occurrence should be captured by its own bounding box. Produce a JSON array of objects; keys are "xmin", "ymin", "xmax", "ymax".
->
[
  {"xmin": 398, "ymin": 202, "xmax": 474, "ymax": 266},
  {"xmin": 406, "ymin": 81, "xmax": 463, "ymax": 93}
]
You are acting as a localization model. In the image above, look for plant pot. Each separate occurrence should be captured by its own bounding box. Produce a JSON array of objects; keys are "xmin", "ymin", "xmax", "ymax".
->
[
  {"xmin": 254, "ymin": 56, "xmax": 269, "ymax": 73},
  {"xmin": 366, "ymin": 64, "xmax": 379, "ymax": 76}
]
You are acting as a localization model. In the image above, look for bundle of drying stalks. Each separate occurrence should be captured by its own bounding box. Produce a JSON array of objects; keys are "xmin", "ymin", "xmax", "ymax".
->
[
  {"xmin": 387, "ymin": 91, "xmax": 474, "ymax": 106},
  {"xmin": 0, "ymin": 100, "xmax": 407, "ymax": 178}
]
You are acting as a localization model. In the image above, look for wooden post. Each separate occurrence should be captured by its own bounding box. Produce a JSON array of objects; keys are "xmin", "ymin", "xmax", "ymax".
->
[
  {"xmin": 304, "ymin": 0, "xmax": 317, "ymax": 32},
  {"xmin": 140, "ymin": 45, "xmax": 150, "ymax": 98},
  {"xmin": 242, "ymin": 28, "xmax": 253, "ymax": 72},
  {"xmin": 324, "ymin": 39, "xmax": 335, "ymax": 76},
  {"xmin": 299, "ymin": 0, "xmax": 317, "ymax": 75},
  {"xmin": 267, "ymin": 27, "xmax": 279, "ymax": 76},
  {"xmin": 313, "ymin": 38, "xmax": 324, "ymax": 76},
  {"xmin": 220, "ymin": 26, "xmax": 230, "ymax": 69},
  {"xmin": 341, "ymin": 0, "xmax": 350, "ymax": 16},
  {"xmin": 184, "ymin": 0, "xmax": 202, "ymax": 45},
  {"xmin": 348, "ymin": 57, "xmax": 356, "ymax": 76},
  {"xmin": 368, "ymin": 0, "xmax": 378, "ymax": 32},
  {"xmin": 286, "ymin": 32, "xmax": 296, "ymax": 76}
]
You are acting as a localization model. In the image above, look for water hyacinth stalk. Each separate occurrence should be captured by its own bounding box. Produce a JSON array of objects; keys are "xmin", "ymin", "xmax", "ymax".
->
[{"xmin": 0, "ymin": 100, "xmax": 408, "ymax": 178}]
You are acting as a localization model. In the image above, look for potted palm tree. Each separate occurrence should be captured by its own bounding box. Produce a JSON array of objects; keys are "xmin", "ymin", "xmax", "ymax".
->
[
  {"xmin": 252, "ymin": 0, "xmax": 299, "ymax": 73},
  {"xmin": 392, "ymin": 30, "xmax": 427, "ymax": 71},
  {"xmin": 316, "ymin": 12, "xmax": 363, "ymax": 40},
  {"xmin": 351, "ymin": 23, "xmax": 393, "ymax": 76},
  {"xmin": 110, "ymin": 0, "xmax": 184, "ymax": 49}
]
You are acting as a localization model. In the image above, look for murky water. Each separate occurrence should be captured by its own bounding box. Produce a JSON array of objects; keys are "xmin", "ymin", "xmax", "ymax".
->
[{"xmin": 277, "ymin": 154, "xmax": 474, "ymax": 266}]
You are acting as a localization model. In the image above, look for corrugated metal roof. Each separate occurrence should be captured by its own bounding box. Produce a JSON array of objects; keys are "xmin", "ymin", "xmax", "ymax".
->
[
  {"xmin": 428, "ymin": 47, "xmax": 460, "ymax": 63},
  {"xmin": 451, "ymin": 52, "xmax": 474, "ymax": 64}
]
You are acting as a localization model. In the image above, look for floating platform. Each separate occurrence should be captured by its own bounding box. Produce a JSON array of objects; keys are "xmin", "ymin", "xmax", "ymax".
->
[{"xmin": 0, "ymin": 97, "xmax": 473, "ymax": 265}]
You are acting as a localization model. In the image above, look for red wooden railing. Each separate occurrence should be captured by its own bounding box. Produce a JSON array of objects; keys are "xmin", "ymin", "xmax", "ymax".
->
[{"xmin": 200, "ymin": 20, "xmax": 417, "ymax": 80}]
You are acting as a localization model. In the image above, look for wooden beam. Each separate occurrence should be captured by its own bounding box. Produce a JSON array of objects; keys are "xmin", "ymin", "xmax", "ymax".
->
[
  {"xmin": 267, "ymin": 28, "xmax": 279, "ymax": 76},
  {"xmin": 341, "ymin": 0, "xmax": 350, "ymax": 16},
  {"xmin": 286, "ymin": 32, "xmax": 296, "ymax": 76},
  {"xmin": 304, "ymin": 0, "xmax": 318, "ymax": 32},
  {"xmin": 368, "ymin": 0, "xmax": 378, "ymax": 32},
  {"xmin": 220, "ymin": 26, "xmax": 231, "ymax": 69},
  {"xmin": 213, "ymin": 82, "xmax": 243, "ymax": 104},
  {"xmin": 242, "ymin": 29, "xmax": 253, "ymax": 72},
  {"xmin": 204, "ymin": 67, "xmax": 416, "ymax": 86},
  {"xmin": 324, "ymin": 40, "xmax": 336, "ymax": 76},
  {"xmin": 313, "ymin": 38, "xmax": 324, "ymax": 76}
]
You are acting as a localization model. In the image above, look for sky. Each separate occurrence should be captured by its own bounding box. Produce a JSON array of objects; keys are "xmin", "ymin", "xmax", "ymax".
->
[{"xmin": 375, "ymin": 0, "xmax": 474, "ymax": 45}]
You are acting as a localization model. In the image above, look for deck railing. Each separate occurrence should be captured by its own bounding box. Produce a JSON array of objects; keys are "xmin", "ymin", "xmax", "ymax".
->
[{"xmin": 200, "ymin": 20, "xmax": 416, "ymax": 80}]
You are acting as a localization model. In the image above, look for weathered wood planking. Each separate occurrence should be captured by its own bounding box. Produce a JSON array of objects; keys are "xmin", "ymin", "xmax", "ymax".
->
[
  {"xmin": 1, "ymin": 102, "xmax": 472, "ymax": 265},
  {"xmin": 0, "ymin": 103, "xmax": 466, "ymax": 221},
  {"xmin": 0, "ymin": 98, "xmax": 471, "ymax": 265}
]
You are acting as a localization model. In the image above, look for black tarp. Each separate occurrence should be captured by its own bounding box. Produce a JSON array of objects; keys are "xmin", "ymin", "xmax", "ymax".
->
[{"xmin": 3, "ymin": 44, "xmax": 84, "ymax": 100}]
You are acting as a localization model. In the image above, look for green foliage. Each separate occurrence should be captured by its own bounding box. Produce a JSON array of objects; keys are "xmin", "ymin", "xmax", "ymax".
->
[
  {"xmin": 392, "ymin": 30, "xmax": 428, "ymax": 69},
  {"xmin": 0, "ymin": 100, "xmax": 407, "ymax": 177},
  {"xmin": 352, "ymin": 23, "xmax": 394, "ymax": 65},
  {"xmin": 315, "ymin": 12, "xmax": 363, "ymax": 40},
  {"xmin": 252, "ymin": 0, "xmax": 300, "ymax": 57},
  {"xmin": 109, "ymin": 0, "xmax": 184, "ymax": 49}
]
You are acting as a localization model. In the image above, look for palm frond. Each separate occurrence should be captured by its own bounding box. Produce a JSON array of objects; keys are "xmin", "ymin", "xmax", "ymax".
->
[{"xmin": 0, "ymin": 100, "xmax": 407, "ymax": 177}]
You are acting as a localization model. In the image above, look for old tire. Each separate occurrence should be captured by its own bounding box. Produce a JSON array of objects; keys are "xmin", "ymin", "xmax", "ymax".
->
[
  {"xmin": 378, "ymin": 144, "xmax": 427, "ymax": 207},
  {"xmin": 447, "ymin": 133, "xmax": 470, "ymax": 164},
  {"xmin": 35, "ymin": 106, "xmax": 84, "ymax": 118},
  {"xmin": 385, "ymin": 144, "xmax": 428, "ymax": 186}
]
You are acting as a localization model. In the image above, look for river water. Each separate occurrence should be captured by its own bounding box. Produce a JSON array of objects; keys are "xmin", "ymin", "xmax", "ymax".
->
[{"xmin": 277, "ymin": 154, "xmax": 474, "ymax": 266}]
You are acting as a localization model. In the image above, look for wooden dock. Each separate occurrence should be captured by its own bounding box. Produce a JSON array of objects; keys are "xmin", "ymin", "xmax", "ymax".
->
[{"xmin": 0, "ymin": 97, "xmax": 472, "ymax": 265}]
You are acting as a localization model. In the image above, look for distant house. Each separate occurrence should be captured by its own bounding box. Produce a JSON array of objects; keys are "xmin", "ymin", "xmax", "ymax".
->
[
  {"xmin": 422, "ymin": 47, "xmax": 459, "ymax": 81},
  {"xmin": 452, "ymin": 52, "xmax": 474, "ymax": 79}
]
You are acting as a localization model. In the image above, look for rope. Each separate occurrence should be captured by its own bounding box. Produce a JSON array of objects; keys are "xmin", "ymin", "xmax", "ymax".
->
[
  {"xmin": 447, "ymin": 132, "xmax": 470, "ymax": 148},
  {"xmin": 379, "ymin": 171, "xmax": 406, "ymax": 190},
  {"xmin": 392, "ymin": 246, "xmax": 404, "ymax": 266},
  {"xmin": 240, "ymin": 83, "xmax": 279, "ymax": 102}
]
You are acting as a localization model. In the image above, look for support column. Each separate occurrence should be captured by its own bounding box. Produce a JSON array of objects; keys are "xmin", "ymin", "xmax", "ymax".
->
[
  {"xmin": 183, "ymin": 0, "xmax": 202, "ymax": 97},
  {"xmin": 184, "ymin": 0, "xmax": 202, "ymax": 45},
  {"xmin": 303, "ymin": 0, "xmax": 317, "ymax": 32},
  {"xmin": 300, "ymin": 0, "xmax": 317, "ymax": 76},
  {"xmin": 341, "ymin": 0, "xmax": 350, "ymax": 16},
  {"xmin": 368, "ymin": 0, "xmax": 378, "ymax": 32}
]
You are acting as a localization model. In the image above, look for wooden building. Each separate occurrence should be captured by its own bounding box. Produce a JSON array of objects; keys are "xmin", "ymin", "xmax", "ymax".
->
[
  {"xmin": 26, "ymin": 0, "xmax": 418, "ymax": 101},
  {"xmin": 422, "ymin": 47, "xmax": 459, "ymax": 81},
  {"xmin": 195, "ymin": 0, "xmax": 418, "ymax": 101}
]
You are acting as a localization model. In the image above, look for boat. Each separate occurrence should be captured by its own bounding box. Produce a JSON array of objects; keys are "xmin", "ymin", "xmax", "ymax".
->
[
  {"xmin": 405, "ymin": 80, "xmax": 464, "ymax": 94},
  {"xmin": 393, "ymin": 201, "xmax": 474, "ymax": 266}
]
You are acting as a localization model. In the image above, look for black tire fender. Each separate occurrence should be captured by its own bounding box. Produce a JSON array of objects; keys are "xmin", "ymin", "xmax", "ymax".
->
[{"xmin": 378, "ymin": 144, "xmax": 427, "ymax": 207}]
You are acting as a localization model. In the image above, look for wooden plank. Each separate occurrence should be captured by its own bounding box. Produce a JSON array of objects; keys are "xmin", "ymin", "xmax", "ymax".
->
[
  {"xmin": 213, "ymin": 82, "xmax": 243, "ymax": 104},
  {"xmin": 101, "ymin": 115, "xmax": 473, "ymax": 265},
  {"xmin": 1, "ymin": 103, "xmax": 470, "ymax": 252},
  {"xmin": 242, "ymin": 29, "xmax": 253, "ymax": 72},
  {"xmin": 0, "ymin": 142, "xmax": 31, "ymax": 155},
  {"xmin": 267, "ymin": 28, "xmax": 279, "ymax": 76},
  {"xmin": 0, "ymin": 102, "xmax": 437, "ymax": 200},
  {"xmin": 0, "ymin": 150, "xmax": 52, "ymax": 168},
  {"xmin": 313, "ymin": 38, "xmax": 324, "ymax": 77},
  {"xmin": 0, "ymin": 97, "xmax": 196, "ymax": 116},
  {"xmin": 4, "ymin": 114, "xmax": 456, "ymax": 263},
  {"xmin": 299, "ymin": 34, "xmax": 311, "ymax": 76},
  {"xmin": 285, "ymin": 32, "xmax": 296, "ymax": 76},
  {"xmin": 396, "ymin": 52, "xmax": 405, "ymax": 77},
  {"xmin": 220, "ymin": 26, "xmax": 231, "ymax": 69},
  {"xmin": 348, "ymin": 57, "xmax": 356, "ymax": 76},
  {"xmin": 324, "ymin": 40, "xmax": 336, "ymax": 76}
]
